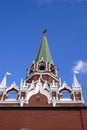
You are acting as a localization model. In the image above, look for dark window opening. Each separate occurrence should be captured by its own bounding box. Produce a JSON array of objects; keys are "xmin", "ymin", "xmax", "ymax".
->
[
  {"xmin": 50, "ymin": 65, "xmax": 55, "ymax": 74},
  {"xmin": 40, "ymin": 65, "xmax": 45, "ymax": 70}
]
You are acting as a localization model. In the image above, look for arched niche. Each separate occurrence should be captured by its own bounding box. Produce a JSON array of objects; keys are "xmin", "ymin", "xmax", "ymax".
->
[
  {"xmin": 50, "ymin": 64, "xmax": 56, "ymax": 75},
  {"xmin": 27, "ymin": 93, "xmax": 51, "ymax": 107},
  {"xmin": 6, "ymin": 89, "xmax": 18, "ymax": 99},
  {"xmin": 38, "ymin": 61, "xmax": 46, "ymax": 71},
  {"xmin": 59, "ymin": 88, "xmax": 72, "ymax": 99},
  {"xmin": 61, "ymin": 91, "xmax": 71, "ymax": 99}
]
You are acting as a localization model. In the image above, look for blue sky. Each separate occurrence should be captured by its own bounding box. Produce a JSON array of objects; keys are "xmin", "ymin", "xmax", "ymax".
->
[{"xmin": 0, "ymin": 0, "xmax": 87, "ymax": 105}]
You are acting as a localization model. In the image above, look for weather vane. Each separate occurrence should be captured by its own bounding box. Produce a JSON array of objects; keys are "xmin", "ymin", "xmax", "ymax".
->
[{"xmin": 43, "ymin": 29, "xmax": 48, "ymax": 36}]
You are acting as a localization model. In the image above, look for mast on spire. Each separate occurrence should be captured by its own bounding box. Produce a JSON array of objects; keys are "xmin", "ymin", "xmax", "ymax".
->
[{"xmin": 43, "ymin": 29, "xmax": 48, "ymax": 36}]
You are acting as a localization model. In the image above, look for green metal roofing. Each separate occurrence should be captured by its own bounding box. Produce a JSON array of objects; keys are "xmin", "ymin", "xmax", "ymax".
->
[{"xmin": 35, "ymin": 33, "xmax": 53, "ymax": 63}]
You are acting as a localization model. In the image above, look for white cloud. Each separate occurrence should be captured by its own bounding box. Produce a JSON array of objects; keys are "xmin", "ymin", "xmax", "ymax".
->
[
  {"xmin": 32, "ymin": 0, "xmax": 87, "ymax": 4},
  {"xmin": 73, "ymin": 60, "xmax": 87, "ymax": 74}
]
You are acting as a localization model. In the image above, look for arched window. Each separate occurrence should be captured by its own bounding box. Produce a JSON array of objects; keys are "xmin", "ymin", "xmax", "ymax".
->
[
  {"xmin": 50, "ymin": 64, "xmax": 55, "ymax": 74},
  {"xmin": 40, "ymin": 65, "xmax": 45, "ymax": 70},
  {"xmin": 61, "ymin": 91, "xmax": 71, "ymax": 99},
  {"xmin": 7, "ymin": 90, "xmax": 18, "ymax": 99}
]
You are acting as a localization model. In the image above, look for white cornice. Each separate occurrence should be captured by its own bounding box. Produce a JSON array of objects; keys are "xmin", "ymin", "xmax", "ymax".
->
[{"xmin": 26, "ymin": 72, "xmax": 59, "ymax": 82}]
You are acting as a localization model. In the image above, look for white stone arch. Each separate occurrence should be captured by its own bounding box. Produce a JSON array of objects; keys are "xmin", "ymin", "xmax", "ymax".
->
[
  {"xmin": 26, "ymin": 80, "xmax": 50, "ymax": 102},
  {"xmin": 58, "ymin": 83, "xmax": 72, "ymax": 100}
]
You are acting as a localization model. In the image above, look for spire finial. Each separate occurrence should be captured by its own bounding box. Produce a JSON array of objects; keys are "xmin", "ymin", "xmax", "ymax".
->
[{"xmin": 43, "ymin": 29, "xmax": 48, "ymax": 36}]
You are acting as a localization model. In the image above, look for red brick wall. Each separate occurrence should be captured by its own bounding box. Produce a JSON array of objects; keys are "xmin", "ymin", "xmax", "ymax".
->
[
  {"xmin": 26, "ymin": 93, "xmax": 51, "ymax": 107},
  {"xmin": 81, "ymin": 109, "xmax": 87, "ymax": 130},
  {"xmin": 0, "ymin": 107, "xmax": 87, "ymax": 130}
]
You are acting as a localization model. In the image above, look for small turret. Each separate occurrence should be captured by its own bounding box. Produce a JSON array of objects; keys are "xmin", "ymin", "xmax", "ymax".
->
[
  {"xmin": 72, "ymin": 71, "xmax": 84, "ymax": 102},
  {"xmin": 72, "ymin": 71, "xmax": 81, "ymax": 88}
]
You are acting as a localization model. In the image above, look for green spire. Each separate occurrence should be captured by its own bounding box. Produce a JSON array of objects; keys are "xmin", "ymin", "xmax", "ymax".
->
[{"xmin": 35, "ymin": 30, "xmax": 53, "ymax": 63}]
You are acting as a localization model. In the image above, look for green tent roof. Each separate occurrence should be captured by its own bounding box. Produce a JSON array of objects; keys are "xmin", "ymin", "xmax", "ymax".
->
[{"xmin": 35, "ymin": 33, "xmax": 53, "ymax": 63}]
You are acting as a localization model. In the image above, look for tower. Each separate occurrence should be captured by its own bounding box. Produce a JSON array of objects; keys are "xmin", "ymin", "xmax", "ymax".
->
[
  {"xmin": 0, "ymin": 30, "xmax": 85, "ymax": 107},
  {"xmin": 19, "ymin": 30, "xmax": 84, "ymax": 107},
  {"xmin": 20, "ymin": 30, "xmax": 59, "ymax": 106}
]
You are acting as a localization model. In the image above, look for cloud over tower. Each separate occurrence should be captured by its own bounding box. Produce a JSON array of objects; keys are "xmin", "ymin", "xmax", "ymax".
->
[{"xmin": 73, "ymin": 60, "xmax": 87, "ymax": 74}]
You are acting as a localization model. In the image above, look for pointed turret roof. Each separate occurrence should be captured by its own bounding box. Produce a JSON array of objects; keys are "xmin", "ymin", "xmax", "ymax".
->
[
  {"xmin": 72, "ymin": 72, "xmax": 81, "ymax": 88},
  {"xmin": 35, "ymin": 30, "xmax": 53, "ymax": 63}
]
